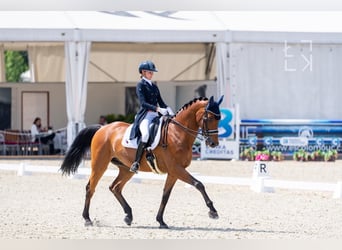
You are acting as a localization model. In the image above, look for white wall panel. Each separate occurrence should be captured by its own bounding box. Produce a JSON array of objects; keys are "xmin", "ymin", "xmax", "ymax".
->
[{"xmin": 231, "ymin": 42, "xmax": 342, "ymax": 119}]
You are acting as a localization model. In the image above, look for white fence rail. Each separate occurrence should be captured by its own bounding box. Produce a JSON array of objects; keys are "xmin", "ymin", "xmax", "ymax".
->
[{"xmin": 0, "ymin": 161, "xmax": 341, "ymax": 199}]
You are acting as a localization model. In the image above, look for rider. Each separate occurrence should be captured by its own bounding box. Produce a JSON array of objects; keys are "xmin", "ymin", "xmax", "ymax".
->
[{"xmin": 129, "ymin": 60, "xmax": 174, "ymax": 174}]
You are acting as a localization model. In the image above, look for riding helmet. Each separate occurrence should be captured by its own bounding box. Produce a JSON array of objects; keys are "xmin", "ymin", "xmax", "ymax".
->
[{"xmin": 138, "ymin": 60, "xmax": 158, "ymax": 73}]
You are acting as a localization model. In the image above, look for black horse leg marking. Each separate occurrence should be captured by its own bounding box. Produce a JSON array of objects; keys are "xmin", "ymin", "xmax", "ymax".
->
[
  {"xmin": 82, "ymin": 181, "xmax": 94, "ymax": 226},
  {"xmin": 109, "ymin": 182, "xmax": 133, "ymax": 226},
  {"xmin": 176, "ymin": 169, "xmax": 219, "ymax": 219},
  {"xmin": 109, "ymin": 167, "xmax": 134, "ymax": 226},
  {"xmin": 193, "ymin": 179, "xmax": 219, "ymax": 219},
  {"xmin": 156, "ymin": 175, "xmax": 177, "ymax": 229}
]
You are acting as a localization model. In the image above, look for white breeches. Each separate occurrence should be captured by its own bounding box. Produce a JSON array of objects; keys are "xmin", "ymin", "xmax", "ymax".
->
[{"xmin": 139, "ymin": 111, "xmax": 159, "ymax": 143}]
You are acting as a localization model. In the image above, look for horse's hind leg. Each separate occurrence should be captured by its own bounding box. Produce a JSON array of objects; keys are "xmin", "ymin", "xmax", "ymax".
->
[
  {"xmin": 82, "ymin": 154, "xmax": 110, "ymax": 226},
  {"xmin": 83, "ymin": 181, "xmax": 94, "ymax": 226},
  {"xmin": 109, "ymin": 161, "xmax": 135, "ymax": 226},
  {"xmin": 156, "ymin": 174, "xmax": 177, "ymax": 229}
]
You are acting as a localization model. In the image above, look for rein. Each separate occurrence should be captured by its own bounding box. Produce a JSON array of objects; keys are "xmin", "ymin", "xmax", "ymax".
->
[{"xmin": 162, "ymin": 110, "xmax": 219, "ymax": 147}]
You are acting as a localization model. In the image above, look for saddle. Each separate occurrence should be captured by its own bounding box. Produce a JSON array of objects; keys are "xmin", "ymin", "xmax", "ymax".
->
[
  {"xmin": 122, "ymin": 116, "xmax": 164, "ymax": 150},
  {"xmin": 122, "ymin": 116, "xmax": 170, "ymax": 174}
]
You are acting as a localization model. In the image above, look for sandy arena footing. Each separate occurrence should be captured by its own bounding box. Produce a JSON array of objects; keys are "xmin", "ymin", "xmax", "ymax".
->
[{"xmin": 0, "ymin": 159, "xmax": 341, "ymax": 239}]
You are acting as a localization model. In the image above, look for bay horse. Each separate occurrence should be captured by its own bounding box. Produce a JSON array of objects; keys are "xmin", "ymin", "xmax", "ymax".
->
[{"xmin": 60, "ymin": 96, "xmax": 223, "ymax": 228}]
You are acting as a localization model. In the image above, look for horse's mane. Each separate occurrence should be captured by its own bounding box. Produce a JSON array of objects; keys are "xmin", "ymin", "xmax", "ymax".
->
[{"xmin": 175, "ymin": 97, "xmax": 208, "ymax": 116}]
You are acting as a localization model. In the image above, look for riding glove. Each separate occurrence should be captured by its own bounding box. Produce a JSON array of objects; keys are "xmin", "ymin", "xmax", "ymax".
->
[
  {"xmin": 158, "ymin": 107, "xmax": 169, "ymax": 116},
  {"xmin": 167, "ymin": 107, "xmax": 175, "ymax": 116}
]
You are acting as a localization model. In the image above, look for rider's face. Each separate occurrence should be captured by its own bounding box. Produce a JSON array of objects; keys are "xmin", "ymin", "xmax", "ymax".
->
[{"xmin": 142, "ymin": 70, "xmax": 154, "ymax": 80}]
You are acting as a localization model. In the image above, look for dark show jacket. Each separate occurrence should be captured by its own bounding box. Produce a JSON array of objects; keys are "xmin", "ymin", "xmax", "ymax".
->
[{"xmin": 129, "ymin": 78, "xmax": 168, "ymax": 140}]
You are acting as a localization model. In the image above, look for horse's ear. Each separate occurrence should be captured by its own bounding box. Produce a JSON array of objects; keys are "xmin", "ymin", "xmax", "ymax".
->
[
  {"xmin": 209, "ymin": 96, "xmax": 214, "ymax": 104},
  {"xmin": 217, "ymin": 95, "xmax": 224, "ymax": 106}
]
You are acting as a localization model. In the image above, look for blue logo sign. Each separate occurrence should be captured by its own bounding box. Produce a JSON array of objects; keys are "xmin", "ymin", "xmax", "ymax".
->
[
  {"xmin": 316, "ymin": 138, "xmax": 324, "ymax": 146},
  {"xmin": 248, "ymin": 136, "xmax": 257, "ymax": 146},
  {"xmin": 264, "ymin": 137, "xmax": 273, "ymax": 145},
  {"xmin": 332, "ymin": 138, "xmax": 340, "ymax": 146},
  {"xmin": 218, "ymin": 108, "xmax": 233, "ymax": 138}
]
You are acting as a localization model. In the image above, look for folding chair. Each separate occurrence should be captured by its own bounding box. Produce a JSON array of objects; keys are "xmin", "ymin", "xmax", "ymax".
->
[{"xmin": 4, "ymin": 129, "xmax": 20, "ymax": 155}]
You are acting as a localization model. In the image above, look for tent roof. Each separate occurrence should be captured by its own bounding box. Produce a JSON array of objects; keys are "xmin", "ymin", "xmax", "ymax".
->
[
  {"xmin": 2, "ymin": 11, "xmax": 342, "ymax": 43},
  {"xmin": 0, "ymin": 11, "xmax": 226, "ymax": 42},
  {"xmin": 215, "ymin": 11, "xmax": 342, "ymax": 33},
  {"xmin": 2, "ymin": 11, "xmax": 342, "ymax": 83},
  {"xmin": 216, "ymin": 11, "xmax": 342, "ymax": 43}
]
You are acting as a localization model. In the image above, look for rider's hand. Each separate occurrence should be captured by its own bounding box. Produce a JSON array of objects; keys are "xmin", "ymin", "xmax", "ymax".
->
[
  {"xmin": 166, "ymin": 107, "xmax": 175, "ymax": 116},
  {"xmin": 158, "ymin": 107, "xmax": 169, "ymax": 116}
]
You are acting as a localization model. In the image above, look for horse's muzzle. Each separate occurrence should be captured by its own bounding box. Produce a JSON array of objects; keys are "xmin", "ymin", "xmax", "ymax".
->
[{"xmin": 206, "ymin": 137, "xmax": 218, "ymax": 147}]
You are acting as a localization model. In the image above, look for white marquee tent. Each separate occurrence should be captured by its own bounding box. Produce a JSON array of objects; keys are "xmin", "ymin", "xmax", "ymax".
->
[
  {"xmin": 0, "ymin": 11, "xmax": 227, "ymax": 146},
  {"xmin": 1, "ymin": 11, "xmax": 342, "ymax": 146}
]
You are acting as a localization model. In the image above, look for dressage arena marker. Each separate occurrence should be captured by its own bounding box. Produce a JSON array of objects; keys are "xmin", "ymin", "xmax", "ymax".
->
[
  {"xmin": 333, "ymin": 181, "xmax": 342, "ymax": 199},
  {"xmin": 250, "ymin": 161, "xmax": 274, "ymax": 193},
  {"xmin": 17, "ymin": 162, "xmax": 26, "ymax": 176},
  {"xmin": 0, "ymin": 161, "xmax": 341, "ymax": 199}
]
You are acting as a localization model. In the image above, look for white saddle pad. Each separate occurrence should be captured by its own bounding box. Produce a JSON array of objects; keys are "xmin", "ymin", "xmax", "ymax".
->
[{"xmin": 122, "ymin": 117, "xmax": 164, "ymax": 150}]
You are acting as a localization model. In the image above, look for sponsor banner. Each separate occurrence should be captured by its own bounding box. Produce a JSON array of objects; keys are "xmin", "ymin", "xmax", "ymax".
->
[
  {"xmin": 240, "ymin": 136, "xmax": 342, "ymax": 153},
  {"xmin": 200, "ymin": 140, "xmax": 239, "ymax": 159},
  {"xmin": 240, "ymin": 120, "xmax": 342, "ymax": 154}
]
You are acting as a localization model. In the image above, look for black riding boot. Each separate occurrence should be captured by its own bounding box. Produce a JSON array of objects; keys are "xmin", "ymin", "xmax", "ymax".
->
[{"xmin": 130, "ymin": 142, "xmax": 147, "ymax": 174}]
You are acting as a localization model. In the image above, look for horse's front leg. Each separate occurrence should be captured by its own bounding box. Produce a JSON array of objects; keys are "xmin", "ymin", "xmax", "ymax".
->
[
  {"xmin": 176, "ymin": 168, "xmax": 219, "ymax": 219},
  {"xmin": 156, "ymin": 174, "xmax": 177, "ymax": 229},
  {"xmin": 193, "ymin": 177, "xmax": 219, "ymax": 219}
]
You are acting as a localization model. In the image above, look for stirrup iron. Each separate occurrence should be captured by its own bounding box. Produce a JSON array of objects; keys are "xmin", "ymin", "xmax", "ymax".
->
[{"xmin": 130, "ymin": 162, "xmax": 140, "ymax": 174}]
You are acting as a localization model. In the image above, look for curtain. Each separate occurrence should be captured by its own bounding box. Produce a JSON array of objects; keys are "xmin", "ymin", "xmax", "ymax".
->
[
  {"xmin": 65, "ymin": 41, "xmax": 91, "ymax": 148},
  {"xmin": 28, "ymin": 44, "xmax": 65, "ymax": 82},
  {"xmin": 216, "ymin": 42, "xmax": 229, "ymax": 107}
]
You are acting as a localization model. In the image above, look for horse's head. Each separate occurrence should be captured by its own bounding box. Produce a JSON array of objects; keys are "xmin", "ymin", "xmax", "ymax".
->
[
  {"xmin": 200, "ymin": 95, "xmax": 224, "ymax": 147},
  {"xmin": 172, "ymin": 96, "xmax": 223, "ymax": 148}
]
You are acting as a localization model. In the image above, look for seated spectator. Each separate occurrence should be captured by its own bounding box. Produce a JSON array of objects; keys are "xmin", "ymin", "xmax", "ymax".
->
[
  {"xmin": 98, "ymin": 115, "xmax": 108, "ymax": 125},
  {"xmin": 30, "ymin": 117, "xmax": 57, "ymax": 154}
]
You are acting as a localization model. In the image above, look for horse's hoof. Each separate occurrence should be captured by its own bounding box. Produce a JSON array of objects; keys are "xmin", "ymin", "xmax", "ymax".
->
[
  {"xmin": 208, "ymin": 211, "xmax": 219, "ymax": 219},
  {"xmin": 159, "ymin": 223, "xmax": 169, "ymax": 229},
  {"xmin": 84, "ymin": 220, "xmax": 93, "ymax": 226},
  {"xmin": 124, "ymin": 215, "xmax": 132, "ymax": 226}
]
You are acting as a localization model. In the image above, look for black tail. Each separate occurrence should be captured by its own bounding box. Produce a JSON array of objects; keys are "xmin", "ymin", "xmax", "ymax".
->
[{"xmin": 60, "ymin": 124, "xmax": 101, "ymax": 176}]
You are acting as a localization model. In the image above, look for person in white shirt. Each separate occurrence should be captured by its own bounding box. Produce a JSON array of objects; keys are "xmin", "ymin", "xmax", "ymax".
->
[{"xmin": 31, "ymin": 117, "xmax": 56, "ymax": 154}]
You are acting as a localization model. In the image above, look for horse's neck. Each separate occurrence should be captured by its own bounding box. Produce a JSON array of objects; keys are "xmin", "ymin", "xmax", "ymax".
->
[
  {"xmin": 174, "ymin": 111, "xmax": 198, "ymax": 131},
  {"xmin": 176, "ymin": 102, "xmax": 205, "ymax": 128},
  {"xmin": 172, "ymin": 103, "xmax": 205, "ymax": 143}
]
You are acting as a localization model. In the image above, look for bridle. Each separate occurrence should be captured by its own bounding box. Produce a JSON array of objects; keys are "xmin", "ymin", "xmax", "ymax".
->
[
  {"xmin": 165, "ymin": 108, "xmax": 220, "ymax": 146},
  {"xmin": 201, "ymin": 110, "xmax": 221, "ymax": 144},
  {"xmin": 161, "ymin": 96, "xmax": 223, "ymax": 148}
]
